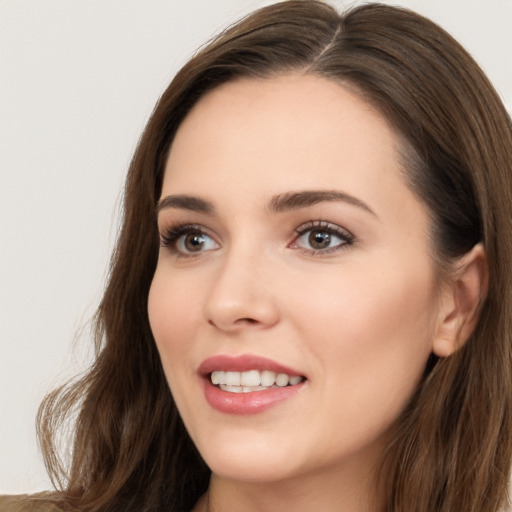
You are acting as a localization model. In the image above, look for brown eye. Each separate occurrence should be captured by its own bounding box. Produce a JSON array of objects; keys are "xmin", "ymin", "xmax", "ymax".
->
[
  {"xmin": 308, "ymin": 230, "xmax": 332, "ymax": 249},
  {"xmin": 161, "ymin": 226, "xmax": 220, "ymax": 255},
  {"xmin": 292, "ymin": 221, "xmax": 353, "ymax": 254},
  {"xmin": 183, "ymin": 232, "xmax": 207, "ymax": 252},
  {"xmin": 160, "ymin": 224, "xmax": 220, "ymax": 255}
]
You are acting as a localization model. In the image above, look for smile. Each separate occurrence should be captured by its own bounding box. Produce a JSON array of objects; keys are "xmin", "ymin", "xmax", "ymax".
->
[
  {"xmin": 211, "ymin": 370, "xmax": 305, "ymax": 393},
  {"xmin": 199, "ymin": 355, "xmax": 307, "ymax": 414}
]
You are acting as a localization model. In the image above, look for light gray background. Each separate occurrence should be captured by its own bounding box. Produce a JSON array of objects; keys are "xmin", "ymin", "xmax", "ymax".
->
[{"xmin": 1, "ymin": 0, "xmax": 511, "ymax": 494}]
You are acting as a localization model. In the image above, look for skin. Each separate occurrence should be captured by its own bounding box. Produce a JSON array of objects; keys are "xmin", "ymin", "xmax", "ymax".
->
[{"xmin": 147, "ymin": 74, "xmax": 467, "ymax": 511}]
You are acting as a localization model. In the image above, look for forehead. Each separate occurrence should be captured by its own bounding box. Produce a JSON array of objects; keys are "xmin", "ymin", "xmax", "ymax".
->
[{"xmin": 162, "ymin": 74, "xmax": 416, "ymax": 223}]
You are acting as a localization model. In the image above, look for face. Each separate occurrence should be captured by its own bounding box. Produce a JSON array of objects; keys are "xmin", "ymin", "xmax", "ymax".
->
[{"xmin": 148, "ymin": 75, "xmax": 441, "ymax": 485}]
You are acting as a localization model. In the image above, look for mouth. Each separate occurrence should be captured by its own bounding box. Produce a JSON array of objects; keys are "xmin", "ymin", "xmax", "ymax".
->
[
  {"xmin": 210, "ymin": 369, "xmax": 305, "ymax": 393},
  {"xmin": 199, "ymin": 354, "xmax": 307, "ymax": 414}
]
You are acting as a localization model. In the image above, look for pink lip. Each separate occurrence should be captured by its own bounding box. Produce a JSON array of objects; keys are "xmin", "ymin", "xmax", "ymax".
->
[
  {"xmin": 198, "ymin": 354, "xmax": 306, "ymax": 415},
  {"xmin": 198, "ymin": 354, "xmax": 304, "ymax": 377}
]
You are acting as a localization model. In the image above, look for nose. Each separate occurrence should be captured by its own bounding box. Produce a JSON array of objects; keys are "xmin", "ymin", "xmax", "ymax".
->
[{"xmin": 204, "ymin": 249, "xmax": 280, "ymax": 332}]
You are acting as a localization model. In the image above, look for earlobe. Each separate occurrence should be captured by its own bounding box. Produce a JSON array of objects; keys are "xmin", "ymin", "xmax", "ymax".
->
[{"xmin": 432, "ymin": 243, "xmax": 488, "ymax": 358}]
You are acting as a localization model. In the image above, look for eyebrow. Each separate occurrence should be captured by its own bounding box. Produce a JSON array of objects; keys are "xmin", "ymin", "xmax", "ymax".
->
[
  {"xmin": 156, "ymin": 190, "xmax": 376, "ymax": 217},
  {"xmin": 268, "ymin": 190, "xmax": 377, "ymax": 216},
  {"xmin": 156, "ymin": 194, "xmax": 214, "ymax": 214}
]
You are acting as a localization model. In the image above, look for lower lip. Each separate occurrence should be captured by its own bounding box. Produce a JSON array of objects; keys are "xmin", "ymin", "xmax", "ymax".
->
[{"xmin": 203, "ymin": 379, "xmax": 305, "ymax": 415}]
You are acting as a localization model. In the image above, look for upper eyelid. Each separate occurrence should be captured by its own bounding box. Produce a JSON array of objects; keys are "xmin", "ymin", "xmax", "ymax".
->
[
  {"xmin": 159, "ymin": 224, "xmax": 220, "ymax": 257},
  {"xmin": 290, "ymin": 220, "xmax": 355, "ymax": 252},
  {"xmin": 158, "ymin": 220, "xmax": 351, "ymax": 234},
  {"xmin": 158, "ymin": 220, "xmax": 355, "ymax": 248},
  {"xmin": 159, "ymin": 223, "xmax": 216, "ymax": 243},
  {"xmin": 294, "ymin": 220, "xmax": 354, "ymax": 238}
]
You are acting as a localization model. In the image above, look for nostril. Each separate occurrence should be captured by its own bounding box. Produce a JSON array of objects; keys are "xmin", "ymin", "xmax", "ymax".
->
[
  {"xmin": 237, "ymin": 317, "xmax": 258, "ymax": 324},
  {"xmin": 207, "ymin": 317, "xmax": 259, "ymax": 330},
  {"xmin": 208, "ymin": 317, "xmax": 259, "ymax": 328}
]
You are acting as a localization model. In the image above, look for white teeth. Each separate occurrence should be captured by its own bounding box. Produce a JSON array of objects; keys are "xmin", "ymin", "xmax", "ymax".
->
[
  {"xmin": 243, "ymin": 386, "xmax": 268, "ymax": 393},
  {"xmin": 240, "ymin": 370, "xmax": 260, "ymax": 387},
  {"xmin": 260, "ymin": 370, "xmax": 276, "ymax": 387},
  {"xmin": 219, "ymin": 384, "xmax": 270, "ymax": 393},
  {"xmin": 220, "ymin": 385, "xmax": 243, "ymax": 393},
  {"xmin": 225, "ymin": 371, "xmax": 241, "ymax": 386},
  {"xmin": 275, "ymin": 373, "xmax": 289, "ymax": 387},
  {"xmin": 211, "ymin": 371, "xmax": 224, "ymax": 385},
  {"xmin": 210, "ymin": 369, "xmax": 304, "ymax": 391},
  {"xmin": 289, "ymin": 375, "xmax": 302, "ymax": 385}
]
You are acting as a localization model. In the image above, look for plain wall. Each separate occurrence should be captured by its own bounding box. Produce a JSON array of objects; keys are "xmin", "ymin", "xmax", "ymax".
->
[{"xmin": 1, "ymin": 0, "xmax": 511, "ymax": 494}]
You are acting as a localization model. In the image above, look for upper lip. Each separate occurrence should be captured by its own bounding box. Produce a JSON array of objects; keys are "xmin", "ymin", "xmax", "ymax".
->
[{"xmin": 198, "ymin": 354, "xmax": 305, "ymax": 378}]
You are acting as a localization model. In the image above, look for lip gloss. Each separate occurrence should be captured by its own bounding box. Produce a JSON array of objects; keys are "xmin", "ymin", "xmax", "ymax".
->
[{"xmin": 199, "ymin": 354, "xmax": 306, "ymax": 415}]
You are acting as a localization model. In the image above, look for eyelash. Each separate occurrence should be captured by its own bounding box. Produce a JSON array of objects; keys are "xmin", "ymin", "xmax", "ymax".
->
[
  {"xmin": 291, "ymin": 220, "xmax": 354, "ymax": 255},
  {"xmin": 159, "ymin": 223, "xmax": 217, "ymax": 255},
  {"xmin": 159, "ymin": 220, "xmax": 354, "ymax": 257}
]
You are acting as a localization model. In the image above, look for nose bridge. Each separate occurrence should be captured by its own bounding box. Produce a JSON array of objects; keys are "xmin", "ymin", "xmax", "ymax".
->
[{"xmin": 204, "ymin": 237, "xmax": 278, "ymax": 330}]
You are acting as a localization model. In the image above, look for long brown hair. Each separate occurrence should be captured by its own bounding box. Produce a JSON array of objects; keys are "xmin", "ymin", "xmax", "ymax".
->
[{"xmin": 32, "ymin": 2, "xmax": 512, "ymax": 511}]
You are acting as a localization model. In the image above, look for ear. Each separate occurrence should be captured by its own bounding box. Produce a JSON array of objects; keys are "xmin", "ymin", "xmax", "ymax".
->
[{"xmin": 432, "ymin": 243, "xmax": 488, "ymax": 357}]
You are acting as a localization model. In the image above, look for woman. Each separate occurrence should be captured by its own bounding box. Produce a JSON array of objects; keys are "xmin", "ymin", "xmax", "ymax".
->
[{"xmin": 2, "ymin": 1, "xmax": 511, "ymax": 511}]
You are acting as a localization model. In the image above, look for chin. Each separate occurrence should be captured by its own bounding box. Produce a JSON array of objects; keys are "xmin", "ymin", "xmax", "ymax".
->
[
  {"xmin": 193, "ymin": 430, "xmax": 306, "ymax": 483},
  {"xmin": 207, "ymin": 457, "xmax": 299, "ymax": 484}
]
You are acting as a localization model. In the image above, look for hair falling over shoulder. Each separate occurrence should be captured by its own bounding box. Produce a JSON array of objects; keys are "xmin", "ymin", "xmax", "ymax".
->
[{"xmin": 28, "ymin": 2, "xmax": 512, "ymax": 511}]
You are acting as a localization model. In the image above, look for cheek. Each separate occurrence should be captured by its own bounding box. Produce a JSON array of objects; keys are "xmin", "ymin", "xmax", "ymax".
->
[
  {"xmin": 288, "ymin": 260, "xmax": 437, "ymax": 422},
  {"xmin": 147, "ymin": 269, "xmax": 202, "ymax": 374},
  {"xmin": 290, "ymin": 258, "xmax": 436, "ymax": 348}
]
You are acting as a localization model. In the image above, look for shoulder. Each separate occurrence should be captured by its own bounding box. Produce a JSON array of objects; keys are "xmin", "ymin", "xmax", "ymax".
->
[{"xmin": 0, "ymin": 493, "xmax": 64, "ymax": 512}]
